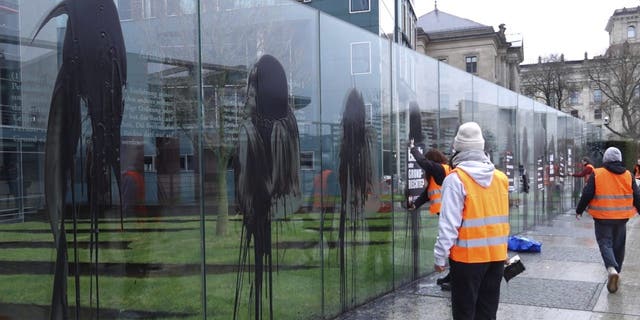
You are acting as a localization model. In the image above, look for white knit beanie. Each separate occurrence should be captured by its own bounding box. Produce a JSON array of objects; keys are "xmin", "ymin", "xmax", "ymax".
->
[
  {"xmin": 453, "ymin": 122, "xmax": 485, "ymax": 152},
  {"xmin": 603, "ymin": 147, "xmax": 622, "ymax": 163}
]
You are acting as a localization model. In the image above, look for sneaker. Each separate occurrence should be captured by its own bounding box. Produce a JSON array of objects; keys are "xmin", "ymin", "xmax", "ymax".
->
[{"xmin": 607, "ymin": 267, "xmax": 619, "ymax": 293}]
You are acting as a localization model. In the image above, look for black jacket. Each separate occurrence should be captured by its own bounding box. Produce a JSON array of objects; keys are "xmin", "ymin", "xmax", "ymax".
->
[
  {"xmin": 576, "ymin": 161, "xmax": 640, "ymax": 215},
  {"xmin": 410, "ymin": 147, "xmax": 446, "ymax": 209}
]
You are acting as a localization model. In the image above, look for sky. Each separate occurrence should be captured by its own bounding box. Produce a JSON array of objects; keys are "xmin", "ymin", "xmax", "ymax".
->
[{"xmin": 414, "ymin": 0, "xmax": 640, "ymax": 64}]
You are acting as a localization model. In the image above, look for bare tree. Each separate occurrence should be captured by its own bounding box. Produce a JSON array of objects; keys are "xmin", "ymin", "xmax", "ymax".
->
[
  {"xmin": 586, "ymin": 42, "xmax": 640, "ymax": 139},
  {"xmin": 521, "ymin": 54, "xmax": 572, "ymax": 110}
]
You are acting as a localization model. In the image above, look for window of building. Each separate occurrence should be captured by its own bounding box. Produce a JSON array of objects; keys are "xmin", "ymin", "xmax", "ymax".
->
[
  {"xmin": 365, "ymin": 103, "xmax": 373, "ymax": 125},
  {"xmin": 180, "ymin": 155, "xmax": 194, "ymax": 171},
  {"xmin": 593, "ymin": 89, "xmax": 602, "ymax": 103},
  {"xmin": 300, "ymin": 151, "xmax": 314, "ymax": 170},
  {"xmin": 143, "ymin": 0, "xmax": 163, "ymax": 19},
  {"xmin": 166, "ymin": 0, "xmax": 182, "ymax": 16},
  {"xmin": 465, "ymin": 56, "xmax": 477, "ymax": 73},
  {"xmin": 351, "ymin": 42, "xmax": 371, "ymax": 75},
  {"xmin": 117, "ymin": 0, "xmax": 133, "ymax": 20},
  {"xmin": 143, "ymin": 155, "xmax": 156, "ymax": 172},
  {"xmin": 570, "ymin": 110, "xmax": 579, "ymax": 118},
  {"xmin": 569, "ymin": 90, "xmax": 580, "ymax": 105},
  {"xmin": 629, "ymin": 26, "xmax": 636, "ymax": 39},
  {"xmin": 594, "ymin": 108, "xmax": 602, "ymax": 120},
  {"xmin": 438, "ymin": 57, "xmax": 448, "ymax": 63},
  {"xmin": 350, "ymin": 0, "xmax": 370, "ymax": 13}
]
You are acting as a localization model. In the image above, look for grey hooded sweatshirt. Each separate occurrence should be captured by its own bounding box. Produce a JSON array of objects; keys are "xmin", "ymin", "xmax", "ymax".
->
[{"xmin": 434, "ymin": 150, "xmax": 504, "ymax": 267}]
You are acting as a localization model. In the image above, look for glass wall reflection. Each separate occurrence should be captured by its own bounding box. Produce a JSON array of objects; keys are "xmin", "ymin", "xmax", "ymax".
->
[{"xmin": 0, "ymin": 0, "xmax": 600, "ymax": 319}]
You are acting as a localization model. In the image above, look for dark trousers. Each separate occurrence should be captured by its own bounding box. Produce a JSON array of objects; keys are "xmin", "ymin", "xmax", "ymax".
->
[
  {"xmin": 450, "ymin": 259, "xmax": 503, "ymax": 320},
  {"xmin": 594, "ymin": 218, "xmax": 628, "ymax": 273}
]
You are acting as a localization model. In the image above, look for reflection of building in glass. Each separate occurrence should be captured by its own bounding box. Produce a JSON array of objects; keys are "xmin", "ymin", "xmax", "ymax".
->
[{"xmin": 298, "ymin": 0, "xmax": 417, "ymax": 49}]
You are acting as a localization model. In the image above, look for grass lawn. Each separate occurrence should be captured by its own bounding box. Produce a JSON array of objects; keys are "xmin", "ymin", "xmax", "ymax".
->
[
  {"xmin": 0, "ymin": 198, "xmax": 555, "ymax": 319},
  {"xmin": 0, "ymin": 210, "xmax": 418, "ymax": 319}
]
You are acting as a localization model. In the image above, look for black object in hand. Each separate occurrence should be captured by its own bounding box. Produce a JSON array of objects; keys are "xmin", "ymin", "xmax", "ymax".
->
[{"xmin": 504, "ymin": 255, "xmax": 525, "ymax": 282}]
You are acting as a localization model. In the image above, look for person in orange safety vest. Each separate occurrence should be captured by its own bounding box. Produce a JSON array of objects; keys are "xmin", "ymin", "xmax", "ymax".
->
[
  {"xmin": 408, "ymin": 147, "xmax": 450, "ymax": 215},
  {"xmin": 408, "ymin": 147, "xmax": 452, "ymax": 290},
  {"xmin": 122, "ymin": 169, "xmax": 147, "ymax": 215},
  {"xmin": 434, "ymin": 122, "xmax": 509, "ymax": 320},
  {"xmin": 576, "ymin": 147, "xmax": 640, "ymax": 294},
  {"xmin": 571, "ymin": 156, "xmax": 595, "ymax": 183}
]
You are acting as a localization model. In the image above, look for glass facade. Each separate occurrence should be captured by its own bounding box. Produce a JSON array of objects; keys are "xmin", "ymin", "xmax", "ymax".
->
[{"xmin": 0, "ymin": 1, "xmax": 598, "ymax": 319}]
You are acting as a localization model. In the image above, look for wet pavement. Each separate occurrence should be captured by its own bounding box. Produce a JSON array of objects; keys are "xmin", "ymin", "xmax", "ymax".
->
[{"xmin": 335, "ymin": 212, "xmax": 640, "ymax": 320}]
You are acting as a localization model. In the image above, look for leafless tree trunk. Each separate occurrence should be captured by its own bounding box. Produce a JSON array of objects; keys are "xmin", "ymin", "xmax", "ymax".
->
[{"xmin": 521, "ymin": 54, "xmax": 572, "ymax": 110}]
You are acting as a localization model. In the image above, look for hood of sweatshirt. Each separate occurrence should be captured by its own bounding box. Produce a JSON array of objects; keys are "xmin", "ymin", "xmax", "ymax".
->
[
  {"xmin": 603, "ymin": 161, "xmax": 627, "ymax": 175},
  {"xmin": 451, "ymin": 150, "xmax": 496, "ymax": 187}
]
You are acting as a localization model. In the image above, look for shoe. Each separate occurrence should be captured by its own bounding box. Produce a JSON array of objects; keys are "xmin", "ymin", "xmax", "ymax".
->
[
  {"xmin": 607, "ymin": 267, "xmax": 619, "ymax": 293},
  {"xmin": 440, "ymin": 282, "xmax": 451, "ymax": 291},
  {"xmin": 436, "ymin": 273, "xmax": 451, "ymax": 285}
]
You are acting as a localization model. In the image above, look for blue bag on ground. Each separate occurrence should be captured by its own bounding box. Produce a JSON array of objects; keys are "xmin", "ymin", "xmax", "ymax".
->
[{"xmin": 508, "ymin": 235, "xmax": 542, "ymax": 252}]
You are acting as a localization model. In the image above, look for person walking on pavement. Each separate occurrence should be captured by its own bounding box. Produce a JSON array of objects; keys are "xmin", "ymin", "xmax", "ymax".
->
[
  {"xmin": 434, "ymin": 122, "xmax": 510, "ymax": 320},
  {"xmin": 572, "ymin": 156, "xmax": 595, "ymax": 183},
  {"xmin": 575, "ymin": 147, "xmax": 640, "ymax": 293},
  {"xmin": 408, "ymin": 147, "xmax": 452, "ymax": 290}
]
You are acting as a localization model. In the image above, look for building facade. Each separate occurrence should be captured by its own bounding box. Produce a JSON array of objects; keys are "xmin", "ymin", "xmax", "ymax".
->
[
  {"xmin": 416, "ymin": 8, "xmax": 523, "ymax": 91},
  {"xmin": 520, "ymin": 7, "xmax": 640, "ymax": 140}
]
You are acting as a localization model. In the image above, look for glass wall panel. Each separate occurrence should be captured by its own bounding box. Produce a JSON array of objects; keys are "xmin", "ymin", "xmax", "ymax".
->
[
  {"xmin": 471, "ymin": 77, "xmax": 498, "ymax": 161},
  {"xmin": 319, "ymin": 11, "xmax": 392, "ymax": 317},
  {"xmin": 545, "ymin": 108, "xmax": 559, "ymax": 220},
  {"xmin": 533, "ymin": 102, "xmax": 548, "ymax": 224},
  {"xmin": 1, "ymin": 0, "xmax": 204, "ymax": 318},
  {"xmin": 200, "ymin": 1, "xmax": 323, "ymax": 319},
  {"xmin": 517, "ymin": 96, "xmax": 535, "ymax": 231},
  {"xmin": 556, "ymin": 112, "xmax": 572, "ymax": 213},
  {"xmin": 393, "ymin": 44, "xmax": 439, "ymax": 279},
  {"xmin": 438, "ymin": 62, "xmax": 472, "ymax": 152},
  {"xmin": 497, "ymin": 87, "xmax": 519, "ymax": 232},
  {"xmin": 566, "ymin": 116, "xmax": 582, "ymax": 204}
]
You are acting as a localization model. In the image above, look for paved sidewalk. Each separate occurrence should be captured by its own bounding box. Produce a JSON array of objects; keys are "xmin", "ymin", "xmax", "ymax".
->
[{"xmin": 335, "ymin": 212, "xmax": 640, "ymax": 320}]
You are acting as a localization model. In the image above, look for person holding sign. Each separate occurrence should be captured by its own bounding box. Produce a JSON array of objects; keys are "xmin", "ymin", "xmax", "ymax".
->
[
  {"xmin": 408, "ymin": 147, "xmax": 450, "ymax": 215},
  {"xmin": 408, "ymin": 144, "xmax": 451, "ymax": 290}
]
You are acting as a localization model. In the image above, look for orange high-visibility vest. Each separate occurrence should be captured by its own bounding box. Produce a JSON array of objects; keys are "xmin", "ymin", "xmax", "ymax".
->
[
  {"xmin": 449, "ymin": 168, "xmax": 510, "ymax": 263},
  {"xmin": 588, "ymin": 168, "xmax": 636, "ymax": 219},
  {"xmin": 427, "ymin": 164, "xmax": 451, "ymax": 215}
]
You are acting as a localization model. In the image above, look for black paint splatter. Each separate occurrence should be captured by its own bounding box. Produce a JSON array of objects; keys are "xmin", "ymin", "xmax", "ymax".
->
[
  {"xmin": 233, "ymin": 55, "xmax": 300, "ymax": 320},
  {"xmin": 338, "ymin": 89, "xmax": 376, "ymax": 310},
  {"xmin": 33, "ymin": 1, "xmax": 127, "ymax": 319},
  {"xmin": 409, "ymin": 101, "xmax": 424, "ymax": 144}
]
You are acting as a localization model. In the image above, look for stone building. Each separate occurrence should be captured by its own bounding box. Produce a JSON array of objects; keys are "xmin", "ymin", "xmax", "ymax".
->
[
  {"xmin": 415, "ymin": 7, "xmax": 523, "ymax": 91},
  {"xmin": 520, "ymin": 7, "xmax": 640, "ymax": 139}
]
